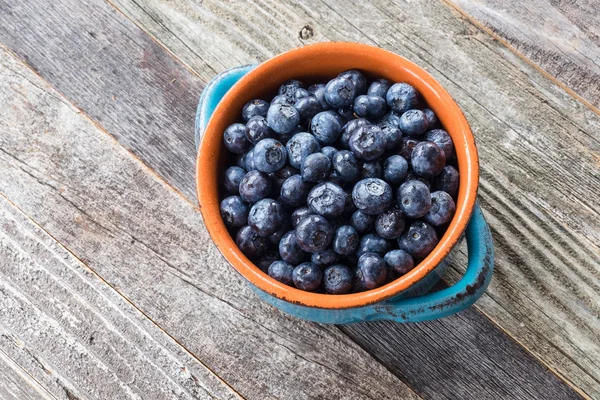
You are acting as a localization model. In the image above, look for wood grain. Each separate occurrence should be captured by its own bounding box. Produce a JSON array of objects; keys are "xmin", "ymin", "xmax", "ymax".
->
[
  {"xmin": 0, "ymin": 349, "xmax": 49, "ymax": 400},
  {"xmin": 84, "ymin": 0, "xmax": 600, "ymax": 397},
  {"xmin": 447, "ymin": 0, "xmax": 600, "ymax": 110},
  {"xmin": 0, "ymin": 195, "xmax": 241, "ymax": 400},
  {"xmin": 0, "ymin": 0, "xmax": 202, "ymax": 200},
  {"xmin": 0, "ymin": 46, "xmax": 419, "ymax": 400}
]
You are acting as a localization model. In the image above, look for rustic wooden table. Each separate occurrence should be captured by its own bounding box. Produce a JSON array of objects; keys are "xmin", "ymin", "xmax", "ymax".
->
[{"xmin": 0, "ymin": 0, "xmax": 598, "ymax": 399}]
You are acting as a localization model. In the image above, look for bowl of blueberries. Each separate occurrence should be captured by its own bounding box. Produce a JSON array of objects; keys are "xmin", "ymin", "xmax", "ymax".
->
[{"xmin": 196, "ymin": 42, "xmax": 494, "ymax": 324}]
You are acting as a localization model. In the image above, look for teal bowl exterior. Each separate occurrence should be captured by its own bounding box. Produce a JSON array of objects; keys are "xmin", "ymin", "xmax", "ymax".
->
[{"xmin": 196, "ymin": 65, "xmax": 494, "ymax": 324}]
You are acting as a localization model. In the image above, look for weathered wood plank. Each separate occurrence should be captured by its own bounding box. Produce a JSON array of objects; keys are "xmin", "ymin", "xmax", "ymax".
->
[
  {"xmin": 0, "ymin": 0, "xmax": 202, "ymax": 200},
  {"xmin": 0, "ymin": 195, "xmax": 240, "ymax": 400},
  {"xmin": 447, "ymin": 0, "xmax": 600, "ymax": 111},
  {"xmin": 0, "ymin": 349, "xmax": 49, "ymax": 400},
  {"xmin": 0, "ymin": 46, "xmax": 420, "ymax": 400},
  {"xmin": 80, "ymin": 0, "xmax": 600, "ymax": 397}
]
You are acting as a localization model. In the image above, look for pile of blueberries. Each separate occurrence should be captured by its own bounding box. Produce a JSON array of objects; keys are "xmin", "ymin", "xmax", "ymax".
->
[{"xmin": 220, "ymin": 69, "xmax": 459, "ymax": 294}]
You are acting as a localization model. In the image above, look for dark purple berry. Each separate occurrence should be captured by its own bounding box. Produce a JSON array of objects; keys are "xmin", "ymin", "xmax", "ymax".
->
[
  {"xmin": 253, "ymin": 138, "xmax": 287, "ymax": 173},
  {"xmin": 386, "ymin": 83, "xmax": 419, "ymax": 114},
  {"xmin": 267, "ymin": 103, "xmax": 301, "ymax": 135},
  {"xmin": 398, "ymin": 180, "xmax": 431, "ymax": 218},
  {"xmin": 279, "ymin": 230, "xmax": 307, "ymax": 264},
  {"xmin": 399, "ymin": 109, "xmax": 428, "ymax": 137},
  {"xmin": 242, "ymin": 99, "xmax": 269, "ymax": 122},
  {"xmin": 323, "ymin": 264, "xmax": 353, "ymax": 294},
  {"xmin": 224, "ymin": 123, "xmax": 251, "ymax": 154},
  {"xmin": 291, "ymin": 207, "xmax": 311, "ymax": 229},
  {"xmin": 324, "ymin": 77, "xmax": 356, "ymax": 108},
  {"xmin": 220, "ymin": 195, "xmax": 249, "ymax": 228},
  {"xmin": 338, "ymin": 69, "xmax": 368, "ymax": 95},
  {"xmin": 295, "ymin": 95, "xmax": 322, "ymax": 124},
  {"xmin": 353, "ymin": 95, "xmax": 387, "ymax": 119},
  {"xmin": 280, "ymin": 174, "xmax": 311, "ymax": 207},
  {"xmin": 224, "ymin": 166, "xmax": 246, "ymax": 194},
  {"xmin": 377, "ymin": 112, "xmax": 403, "ymax": 150},
  {"xmin": 433, "ymin": 165, "xmax": 459, "ymax": 199},
  {"xmin": 332, "ymin": 150, "xmax": 359, "ymax": 182},
  {"xmin": 356, "ymin": 233, "xmax": 390, "ymax": 257},
  {"xmin": 357, "ymin": 253, "xmax": 387, "ymax": 289},
  {"xmin": 295, "ymin": 215, "xmax": 333, "ymax": 252},
  {"xmin": 423, "ymin": 108, "xmax": 438, "ymax": 129},
  {"xmin": 424, "ymin": 191, "xmax": 456, "ymax": 226},
  {"xmin": 383, "ymin": 155, "xmax": 408, "ymax": 185},
  {"xmin": 307, "ymin": 182, "xmax": 346, "ymax": 218},
  {"xmin": 340, "ymin": 118, "xmax": 368, "ymax": 150},
  {"xmin": 352, "ymin": 178, "xmax": 393, "ymax": 215},
  {"xmin": 398, "ymin": 221, "xmax": 439, "ymax": 259},
  {"xmin": 375, "ymin": 208, "xmax": 406, "ymax": 239},
  {"xmin": 236, "ymin": 225, "xmax": 269, "ymax": 258},
  {"xmin": 332, "ymin": 225, "xmax": 359, "ymax": 255},
  {"xmin": 367, "ymin": 79, "xmax": 392, "ymax": 98},
  {"xmin": 384, "ymin": 250, "xmax": 414, "ymax": 275},
  {"xmin": 312, "ymin": 248, "xmax": 339, "ymax": 267},
  {"xmin": 311, "ymin": 110, "xmax": 343, "ymax": 145},
  {"xmin": 425, "ymin": 129, "xmax": 454, "ymax": 160},
  {"xmin": 411, "ymin": 141, "xmax": 446, "ymax": 178},
  {"xmin": 360, "ymin": 161, "xmax": 383, "ymax": 179},
  {"xmin": 350, "ymin": 210, "xmax": 374, "ymax": 233},
  {"xmin": 268, "ymin": 260, "xmax": 295, "ymax": 285},
  {"xmin": 349, "ymin": 125, "xmax": 385, "ymax": 161},
  {"xmin": 292, "ymin": 262, "xmax": 323, "ymax": 291},
  {"xmin": 301, "ymin": 152, "xmax": 331, "ymax": 183},
  {"xmin": 248, "ymin": 198, "xmax": 284, "ymax": 237},
  {"xmin": 286, "ymin": 132, "xmax": 321, "ymax": 169},
  {"xmin": 239, "ymin": 170, "xmax": 272, "ymax": 203},
  {"xmin": 245, "ymin": 116, "xmax": 275, "ymax": 144}
]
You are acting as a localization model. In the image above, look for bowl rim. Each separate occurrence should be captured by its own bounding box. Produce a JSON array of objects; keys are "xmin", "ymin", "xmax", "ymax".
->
[{"xmin": 197, "ymin": 42, "xmax": 479, "ymax": 309}]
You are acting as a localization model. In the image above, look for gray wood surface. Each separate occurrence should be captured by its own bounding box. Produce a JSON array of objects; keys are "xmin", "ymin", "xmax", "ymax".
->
[
  {"xmin": 94, "ymin": 0, "xmax": 600, "ymax": 396},
  {"xmin": 0, "ymin": 349, "xmax": 48, "ymax": 400},
  {"xmin": 0, "ymin": 45, "xmax": 419, "ymax": 400},
  {"xmin": 88, "ymin": 0, "xmax": 600, "ymax": 397},
  {"xmin": 448, "ymin": 0, "xmax": 600, "ymax": 111},
  {"xmin": 0, "ymin": 195, "xmax": 239, "ymax": 400}
]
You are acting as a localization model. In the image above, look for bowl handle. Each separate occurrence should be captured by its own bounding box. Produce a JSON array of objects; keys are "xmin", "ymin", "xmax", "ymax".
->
[
  {"xmin": 371, "ymin": 203, "xmax": 494, "ymax": 323},
  {"xmin": 195, "ymin": 65, "xmax": 258, "ymax": 149}
]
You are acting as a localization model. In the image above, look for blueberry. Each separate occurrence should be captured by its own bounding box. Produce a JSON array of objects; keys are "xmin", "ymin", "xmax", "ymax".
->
[
  {"xmin": 321, "ymin": 146, "xmax": 338, "ymax": 160},
  {"xmin": 352, "ymin": 178, "xmax": 393, "ymax": 215},
  {"xmin": 248, "ymin": 198, "xmax": 284, "ymax": 237},
  {"xmin": 220, "ymin": 195, "xmax": 249, "ymax": 228},
  {"xmin": 256, "ymin": 249, "xmax": 280, "ymax": 273},
  {"xmin": 377, "ymin": 112, "xmax": 403, "ymax": 150},
  {"xmin": 337, "ymin": 106, "xmax": 354, "ymax": 122},
  {"xmin": 398, "ymin": 221, "xmax": 439, "ymax": 259},
  {"xmin": 286, "ymin": 132, "xmax": 321, "ymax": 169},
  {"xmin": 239, "ymin": 170, "xmax": 272, "ymax": 203},
  {"xmin": 404, "ymin": 170, "xmax": 432, "ymax": 189},
  {"xmin": 350, "ymin": 210, "xmax": 374, "ymax": 233},
  {"xmin": 433, "ymin": 165, "xmax": 459, "ymax": 199},
  {"xmin": 269, "ymin": 217, "xmax": 291, "ymax": 244},
  {"xmin": 236, "ymin": 152, "xmax": 248, "ymax": 169},
  {"xmin": 278, "ymin": 79, "xmax": 303, "ymax": 98},
  {"xmin": 356, "ymin": 234, "xmax": 390, "ymax": 257},
  {"xmin": 383, "ymin": 155, "xmax": 409, "ymax": 185},
  {"xmin": 397, "ymin": 180, "xmax": 431, "ymax": 218},
  {"xmin": 294, "ymin": 95, "xmax": 322, "ymax": 124},
  {"xmin": 271, "ymin": 94, "xmax": 296, "ymax": 106},
  {"xmin": 291, "ymin": 207, "xmax": 311, "ymax": 228},
  {"xmin": 308, "ymin": 83, "xmax": 330, "ymax": 110},
  {"xmin": 312, "ymin": 248, "xmax": 339, "ymax": 267},
  {"xmin": 310, "ymin": 111, "xmax": 343, "ymax": 145},
  {"xmin": 279, "ymin": 174, "xmax": 310, "ymax": 207},
  {"xmin": 424, "ymin": 191, "xmax": 456, "ymax": 226},
  {"xmin": 294, "ymin": 88, "xmax": 310, "ymax": 100},
  {"xmin": 357, "ymin": 253, "xmax": 387, "ymax": 289},
  {"xmin": 245, "ymin": 116, "xmax": 275, "ymax": 144},
  {"xmin": 242, "ymin": 99, "xmax": 269, "ymax": 121},
  {"xmin": 323, "ymin": 264, "xmax": 353, "ymax": 294},
  {"xmin": 411, "ymin": 141, "xmax": 446, "ymax": 178},
  {"xmin": 425, "ymin": 129, "xmax": 454, "ymax": 160},
  {"xmin": 252, "ymin": 138, "xmax": 287, "ymax": 173},
  {"xmin": 279, "ymin": 230, "xmax": 307, "ymax": 264},
  {"xmin": 332, "ymin": 150, "xmax": 359, "ymax": 182},
  {"xmin": 353, "ymin": 95, "xmax": 387, "ymax": 119},
  {"xmin": 332, "ymin": 225, "xmax": 359, "ymax": 255},
  {"xmin": 268, "ymin": 260, "xmax": 295, "ymax": 285},
  {"xmin": 423, "ymin": 108, "xmax": 438, "ymax": 129},
  {"xmin": 292, "ymin": 262, "xmax": 323, "ymax": 291},
  {"xmin": 367, "ymin": 79, "xmax": 392, "ymax": 98},
  {"xmin": 343, "ymin": 189, "xmax": 357, "ymax": 214},
  {"xmin": 295, "ymin": 214, "xmax": 333, "ymax": 252},
  {"xmin": 339, "ymin": 118, "xmax": 369, "ymax": 150},
  {"xmin": 349, "ymin": 125, "xmax": 385, "ymax": 161},
  {"xmin": 375, "ymin": 208, "xmax": 406, "ymax": 240},
  {"xmin": 267, "ymin": 103, "xmax": 301, "ymax": 135},
  {"xmin": 386, "ymin": 83, "xmax": 419, "ymax": 114},
  {"xmin": 307, "ymin": 182, "xmax": 346, "ymax": 218},
  {"xmin": 338, "ymin": 69, "xmax": 368, "ymax": 95},
  {"xmin": 360, "ymin": 161, "xmax": 383, "ymax": 179},
  {"xmin": 224, "ymin": 166, "xmax": 246, "ymax": 194},
  {"xmin": 384, "ymin": 250, "xmax": 414, "ymax": 275},
  {"xmin": 271, "ymin": 165, "xmax": 299, "ymax": 193},
  {"xmin": 399, "ymin": 109, "xmax": 428, "ymax": 137},
  {"xmin": 223, "ymin": 123, "xmax": 251, "ymax": 154},
  {"xmin": 301, "ymin": 152, "xmax": 331, "ymax": 183},
  {"xmin": 399, "ymin": 137, "xmax": 421, "ymax": 162},
  {"xmin": 245, "ymin": 148, "xmax": 257, "ymax": 171},
  {"xmin": 324, "ymin": 77, "xmax": 356, "ymax": 108},
  {"xmin": 236, "ymin": 225, "xmax": 269, "ymax": 258}
]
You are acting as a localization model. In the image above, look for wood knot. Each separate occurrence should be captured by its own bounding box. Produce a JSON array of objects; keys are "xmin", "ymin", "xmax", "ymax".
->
[{"xmin": 299, "ymin": 25, "xmax": 314, "ymax": 40}]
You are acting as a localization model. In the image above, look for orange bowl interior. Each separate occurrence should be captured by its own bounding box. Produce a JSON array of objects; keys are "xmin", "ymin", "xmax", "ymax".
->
[{"xmin": 197, "ymin": 42, "xmax": 478, "ymax": 309}]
